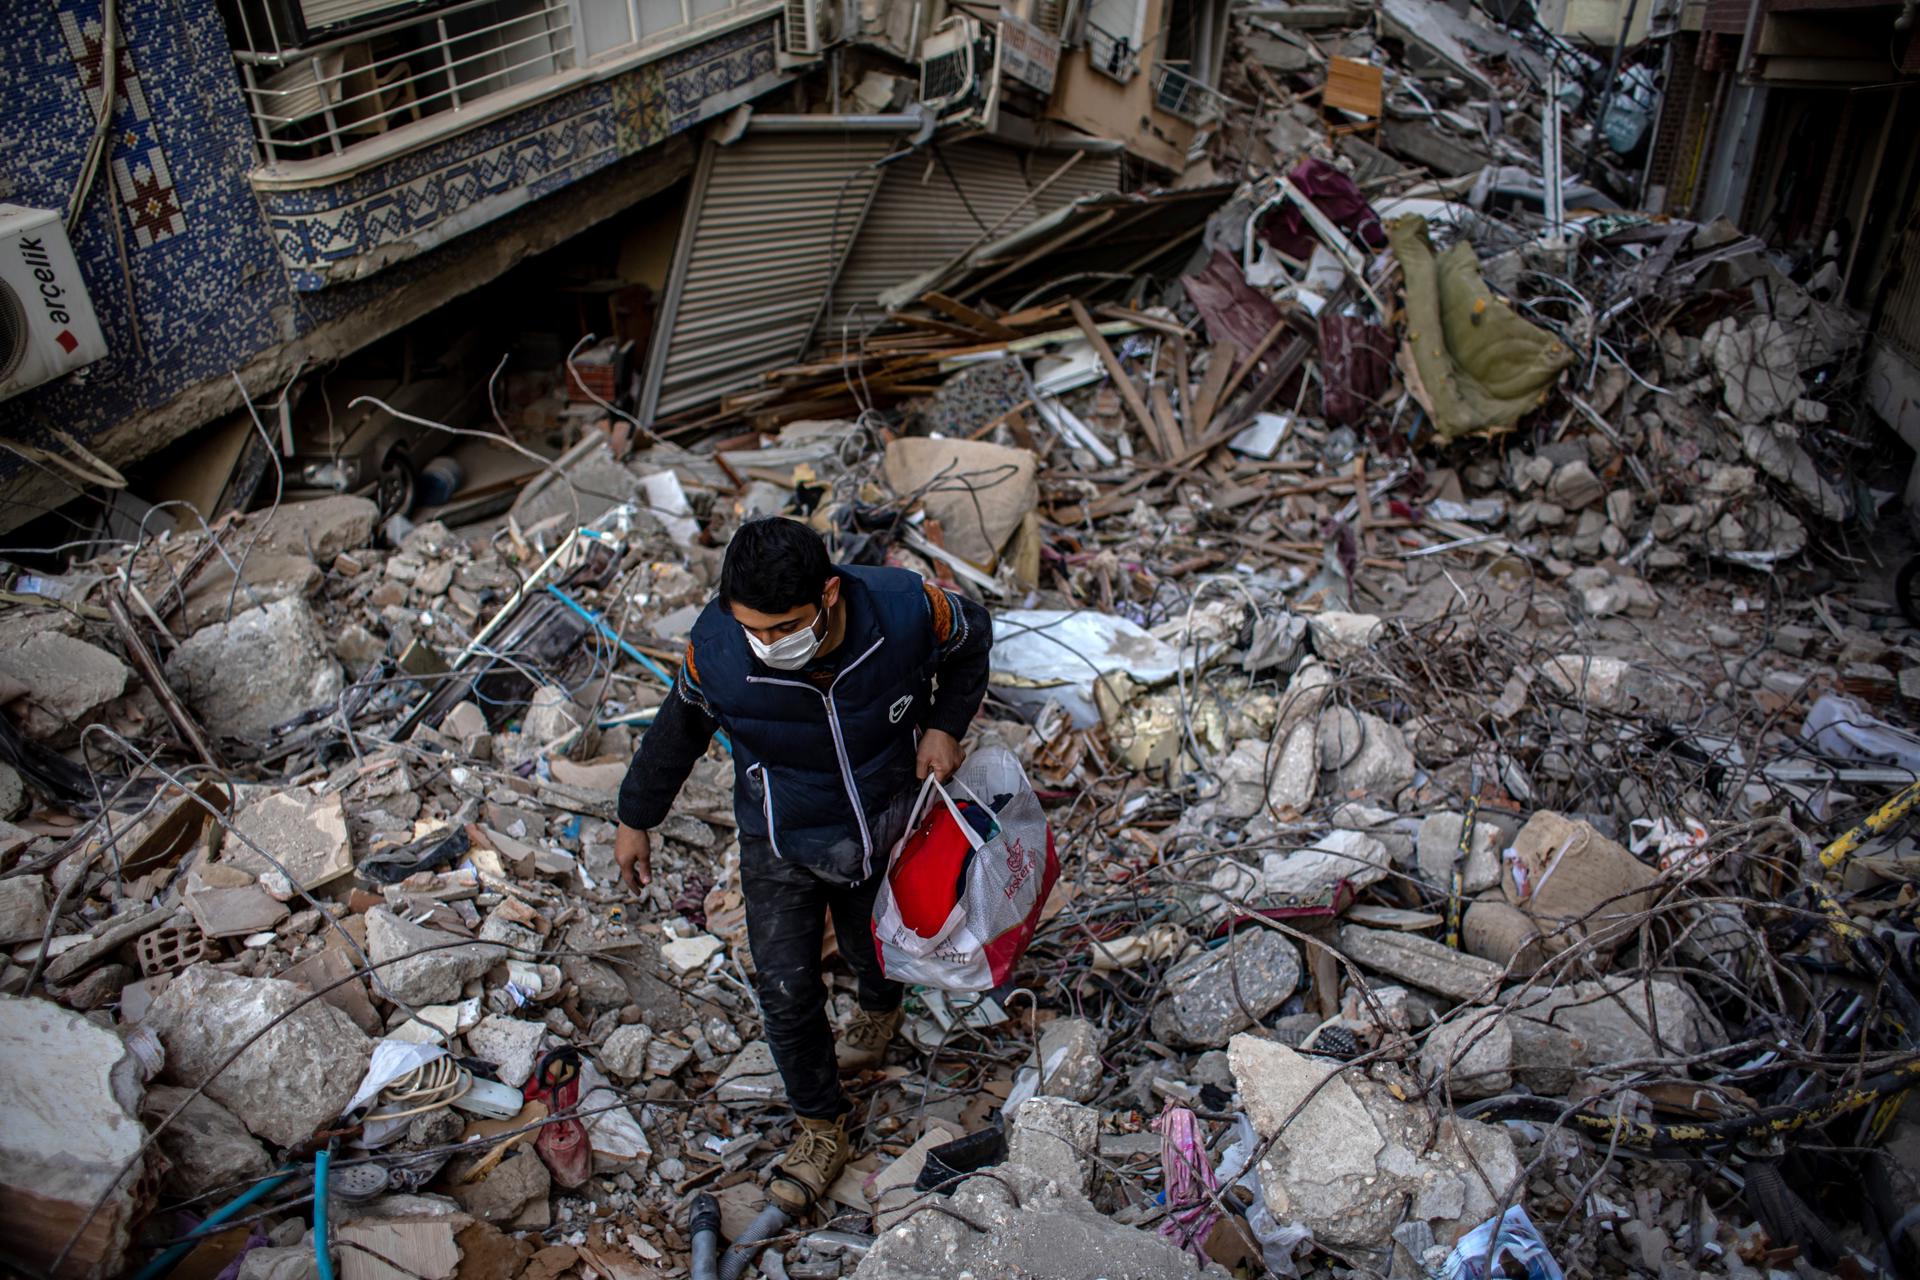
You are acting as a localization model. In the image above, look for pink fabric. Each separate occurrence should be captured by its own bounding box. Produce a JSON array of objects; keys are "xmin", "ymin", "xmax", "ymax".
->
[
  {"xmin": 1153, "ymin": 1102, "xmax": 1222, "ymax": 1260},
  {"xmin": 1184, "ymin": 249, "xmax": 1284, "ymax": 354},
  {"xmin": 1319, "ymin": 313, "xmax": 1394, "ymax": 426},
  {"xmin": 1262, "ymin": 157, "xmax": 1387, "ymax": 260}
]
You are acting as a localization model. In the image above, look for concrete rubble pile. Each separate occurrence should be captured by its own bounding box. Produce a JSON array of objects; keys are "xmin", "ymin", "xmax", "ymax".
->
[{"xmin": 4, "ymin": 2, "xmax": 1920, "ymax": 1279}]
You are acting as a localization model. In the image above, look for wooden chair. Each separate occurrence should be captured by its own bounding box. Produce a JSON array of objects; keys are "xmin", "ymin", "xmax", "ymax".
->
[{"xmin": 1323, "ymin": 56, "xmax": 1384, "ymax": 142}]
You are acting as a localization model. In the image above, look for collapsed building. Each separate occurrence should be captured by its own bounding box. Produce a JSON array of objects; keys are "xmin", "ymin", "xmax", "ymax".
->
[{"xmin": 4, "ymin": 0, "xmax": 1920, "ymax": 1279}]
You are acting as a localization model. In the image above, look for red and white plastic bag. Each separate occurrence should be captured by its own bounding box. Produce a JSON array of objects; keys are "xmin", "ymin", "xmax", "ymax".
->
[{"xmin": 871, "ymin": 745, "xmax": 1058, "ymax": 991}]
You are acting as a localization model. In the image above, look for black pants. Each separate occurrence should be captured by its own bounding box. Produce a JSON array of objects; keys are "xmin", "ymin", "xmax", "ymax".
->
[{"xmin": 740, "ymin": 835, "xmax": 905, "ymax": 1119}]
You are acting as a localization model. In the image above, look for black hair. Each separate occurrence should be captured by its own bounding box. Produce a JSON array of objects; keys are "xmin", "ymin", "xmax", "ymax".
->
[{"xmin": 718, "ymin": 517, "xmax": 833, "ymax": 613}]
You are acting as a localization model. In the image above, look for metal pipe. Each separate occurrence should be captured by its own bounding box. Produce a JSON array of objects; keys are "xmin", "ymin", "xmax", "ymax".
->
[
  {"xmin": 689, "ymin": 1194, "xmax": 723, "ymax": 1280},
  {"xmin": 744, "ymin": 114, "xmax": 927, "ymax": 132},
  {"xmin": 718, "ymin": 1205, "xmax": 791, "ymax": 1280}
]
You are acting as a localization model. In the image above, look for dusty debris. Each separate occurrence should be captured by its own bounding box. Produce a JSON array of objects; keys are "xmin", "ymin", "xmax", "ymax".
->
[
  {"xmin": 144, "ymin": 964, "xmax": 372, "ymax": 1147},
  {"xmin": 0, "ymin": 995, "xmax": 151, "ymax": 1280},
  {"xmin": 7, "ymin": 3, "xmax": 1920, "ymax": 1274}
]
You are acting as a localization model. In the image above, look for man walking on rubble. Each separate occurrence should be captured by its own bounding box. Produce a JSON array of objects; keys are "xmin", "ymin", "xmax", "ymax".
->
[{"xmin": 613, "ymin": 517, "xmax": 993, "ymax": 1211}]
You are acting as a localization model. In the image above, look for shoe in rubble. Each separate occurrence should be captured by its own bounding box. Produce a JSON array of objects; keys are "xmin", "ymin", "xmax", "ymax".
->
[
  {"xmin": 835, "ymin": 1004, "xmax": 903, "ymax": 1071},
  {"xmin": 768, "ymin": 1114, "xmax": 853, "ymax": 1212}
]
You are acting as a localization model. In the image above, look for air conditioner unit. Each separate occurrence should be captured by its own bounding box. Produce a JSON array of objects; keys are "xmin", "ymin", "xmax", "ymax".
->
[
  {"xmin": 781, "ymin": 0, "xmax": 837, "ymax": 59},
  {"xmin": 919, "ymin": 14, "xmax": 999, "ymax": 128},
  {"xmin": 0, "ymin": 206, "xmax": 107, "ymax": 402}
]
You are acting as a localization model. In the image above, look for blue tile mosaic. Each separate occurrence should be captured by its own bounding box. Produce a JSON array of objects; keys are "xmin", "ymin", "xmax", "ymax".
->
[{"xmin": 0, "ymin": 0, "xmax": 785, "ymax": 489}]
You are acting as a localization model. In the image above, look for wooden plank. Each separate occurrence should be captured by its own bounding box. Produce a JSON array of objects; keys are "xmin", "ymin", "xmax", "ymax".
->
[
  {"xmin": 894, "ymin": 312, "xmax": 1004, "ymax": 343},
  {"xmin": 1150, "ymin": 382, "xmax": 1183, "ymax": 455},
  {"xmin": 922, "ymin": 292, "xmax": 1023, "ymax": 340},
  {"xmin": 1191, "ymin": 342, "xmax": 1237, "ymax": 433},
  {"xmin": 1070, "ymin": 299, "xmax": 1167, "ymax": 459},
  {"xmin": 1170, "ymin": 334, "xmax": 1194, "ymax": 420}
]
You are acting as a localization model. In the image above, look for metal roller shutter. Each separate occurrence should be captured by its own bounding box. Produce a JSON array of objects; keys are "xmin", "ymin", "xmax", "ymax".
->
[
  {"xmin": 821, "ymin": 141, "xmax": 1123, "ymax": 341},
  {"xmin": 644, "ymin": 129, "xmax": 899, "ymax": 421}
]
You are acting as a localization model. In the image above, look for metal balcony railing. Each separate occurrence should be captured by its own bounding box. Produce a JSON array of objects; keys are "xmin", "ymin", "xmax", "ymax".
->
[
  {"xmin": 1082, "ymin": 22, "xmax": 1137, "ymax": 83},
  {"xmin": 230, "ymin": 0, "xmax": 575, "ymax": 163},
  {"xmin": 1152, "ymin": 59, "xmax": 1229, "ymax": 124}
]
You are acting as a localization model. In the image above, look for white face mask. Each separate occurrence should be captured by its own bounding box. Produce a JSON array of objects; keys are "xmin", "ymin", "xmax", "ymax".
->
[{"xmin": 745, "ymin": 605, "xmax": 826, "ymax": 670}]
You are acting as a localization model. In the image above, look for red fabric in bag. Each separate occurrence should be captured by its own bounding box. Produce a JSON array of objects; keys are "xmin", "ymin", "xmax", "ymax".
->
[{"xmin": 887, "ymin": 800, "xmax": 973, "ymax": 938}]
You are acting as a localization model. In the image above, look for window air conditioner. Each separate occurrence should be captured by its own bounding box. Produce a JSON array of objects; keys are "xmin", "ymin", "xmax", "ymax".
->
[
  {"xmin": 0, "ymin": 206, "xmax": 107, "ymax": 403},
  {"xmin": 782, "ymin": 0, "xmax": 837, "ymax": 58}
]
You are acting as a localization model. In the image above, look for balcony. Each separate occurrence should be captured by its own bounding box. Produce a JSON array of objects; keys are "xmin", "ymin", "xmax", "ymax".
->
[
  {"xmin": 1151, "ymin": 59, "xmax": 1231, "ymax": 123},
  {"xmin": 1083, "ymin": 23, "xmax": 1139, "ymax": 83},
  {"xmin": 226, "ymin": 0, "xmax": 788, "ymax": 289},
  {"xmin": 232, "ymin": 0, "xmax": 577, "ymax": 163}
]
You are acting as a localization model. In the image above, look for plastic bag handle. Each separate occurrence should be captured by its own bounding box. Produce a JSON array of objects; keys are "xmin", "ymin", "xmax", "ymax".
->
[{"xmin": 902, "ymin": 772, "xmax": 988, "ymax": 854}]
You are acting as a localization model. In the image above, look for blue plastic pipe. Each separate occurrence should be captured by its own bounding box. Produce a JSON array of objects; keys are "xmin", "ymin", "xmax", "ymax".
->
[
  {"xmin": 131, "ymin": 1169, "xmax": 296, "ymax": 1280},
  {"xmin": 544, "ymin": 584, "xmax": 732, "ymax": 754},
  {"xmin": 313, "ymin": 1148, "xmax": 335, "ymax": 1280}
]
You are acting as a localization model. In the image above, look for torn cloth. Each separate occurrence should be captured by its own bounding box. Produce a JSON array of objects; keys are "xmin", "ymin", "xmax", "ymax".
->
[
  {"xmin": 1262, "ymin": 158, "xmax": 1386, "ymax": 260},
  {"xmin": 1319, "ymin": 314, "xmax": 1394, "ymax": 427},
  {"xmin": 1387, "ymin": 214, "xmax": 1573, "ymax": 440},
  {"xmin": 1183, "ymin": 249, "xmax": 1284, "ymax": 354},
  {"xmin": 1153, "ymin": 1102, "xmax": 1223, "ymax": 1260}
]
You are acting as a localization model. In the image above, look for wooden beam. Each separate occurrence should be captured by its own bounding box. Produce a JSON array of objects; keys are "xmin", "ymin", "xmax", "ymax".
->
[
  {"xmin": 1191, "ymin": 342, "xmax": 1237, "ymax": 434},
  {"xmin": 1070, "ymin": 299, "xmax": 1168, "ymax": 459},
  {"xmin": 922, "ymin": 292, "xmax": 1022, "ymax": 340},
  {"xmin": 1150, "ymin": 382, "xmax": 1184, "ymax": 455}
]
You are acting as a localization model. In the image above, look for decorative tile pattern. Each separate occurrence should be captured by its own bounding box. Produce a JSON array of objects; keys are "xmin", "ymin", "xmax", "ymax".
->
[
  {"xmin": 0, "ymin": 0, "xmax": 787, "ymax": 480},
  {"xmin": 55, "ymin": 0, "xmax": 187, "ymax": 246},
  {"xmin": 260, "ymin": 20, "xmax": 779, "ymax": 287}
]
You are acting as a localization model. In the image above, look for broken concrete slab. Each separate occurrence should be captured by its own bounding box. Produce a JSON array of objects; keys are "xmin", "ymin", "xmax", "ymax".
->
[
  {"xmin": 1317, "ymin": 707, "xmax": 1415, "ymax": 801},
  {"xmin": 597, "ymin": 1023, "xmax": 654, "ymax": 1081},
  {"xmin": 855, "ymin": 1160, "xmax": 1223, "ymax": 1280},
  {"xmin": 1261, "ymin": 828, "xmax": 1391, "ymax": 897},
  {"xmin": 0, "ymin": 631, "xmax": 129, "ymax": 740},
  {"xmin": 1228, "ymin": 1033, "xmax": 1521, "ymax": 1250},
  {"xmin": 365, "ymin": 907, "xmax": 504, "ymax": 1006},
  {"xmin": 1150, "ymin": 927, "xmax": 1302, "ymax": 1048},
  {"xmin": 186, "ymin": 883, "xmax": 289, "ymax": 938},
  {"xmin": 223, "ymin": 790, "xmax": 353, "ymax": 892},
  {"xmin": 165, "ymin": 597, "xmax": 345, "ymax": 741},
  {"xmin": 43, "ymin": 905, "xmax": 172, "ymax": 986},
  {"xmin": 144, "ymin": 964, "xmax": 373, "ymax": 1147},
  {"xmin": 451, "ymin": 1148, "xmax": 550, "ymax": 1222},
  {"xmin": 466, "ymin": 1014, "xmax": 545, "ymax": 1088},
  {"xmin": 1338, "ymin": 925, "xmax": 1503, "ymax": 1002},
  {"xmin": 0, "ymin": 995, "xmax": 151, "ymax": 1280},
  {"xmin": 1037, "ymin": 1016, "xmax": 1105, "ymax": 1102},
  {"xmin": 281, "ymin": 947, "xmax": 383, "ymax": 1036},
  {"xmin": 714, "ymin": 1039, "xmax": 785, "ymax": 1103},
  {"xmin": 333, "ymin": 1215, "xmax": 465, "ymax": 1280},
  {"xmin": 1418, "ymin": 1006, "xmax": 1574, "ymax": 1101},
  {"xmin": 0, "ymin": 875, "xmax": 50, "ymax": 944},
  {"xmin": 142, "ymin": 1084, "xmax": 275, "ymax": 1198},
  {"xmin": 1006, "ymin": 1095, "xmax": 1101, "ymax": 1196},
  {"xmin": 1415, "ymin": 812, "xmax": 1501, "ymax": 894},
  {"xmin": 1504, "ymin": 976, "xmax": 1723, "ymax": 1064},
  {"xmin": 255, "ymin": 496, "xmax": 381, "ymax": 563},
  {"xmin": 1306, "ymin": 611, "xmax": 1383, "ymax": 663},
  {"xmin": 883, "ymin": 436, "xmax": 1039, "ymax": 566}
]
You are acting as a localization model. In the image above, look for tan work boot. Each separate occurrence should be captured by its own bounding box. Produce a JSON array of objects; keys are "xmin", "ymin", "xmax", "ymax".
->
[
  {"xmin": 835, "ymin": 1005, "xmax": 903, "ymax": 1071},
  {"xmin": 768, "ymin": 1115, "xmax": 852, "ymax": 1212}
]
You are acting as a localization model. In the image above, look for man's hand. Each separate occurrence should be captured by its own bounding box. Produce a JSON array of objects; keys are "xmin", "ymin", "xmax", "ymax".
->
[
  {"xmin": 916, "ymin": 729, "xmax": 963, "ymax": 781},
  {"xmin": 615, "ymin": 823, "xmax": 652, "ymax": 892}
]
